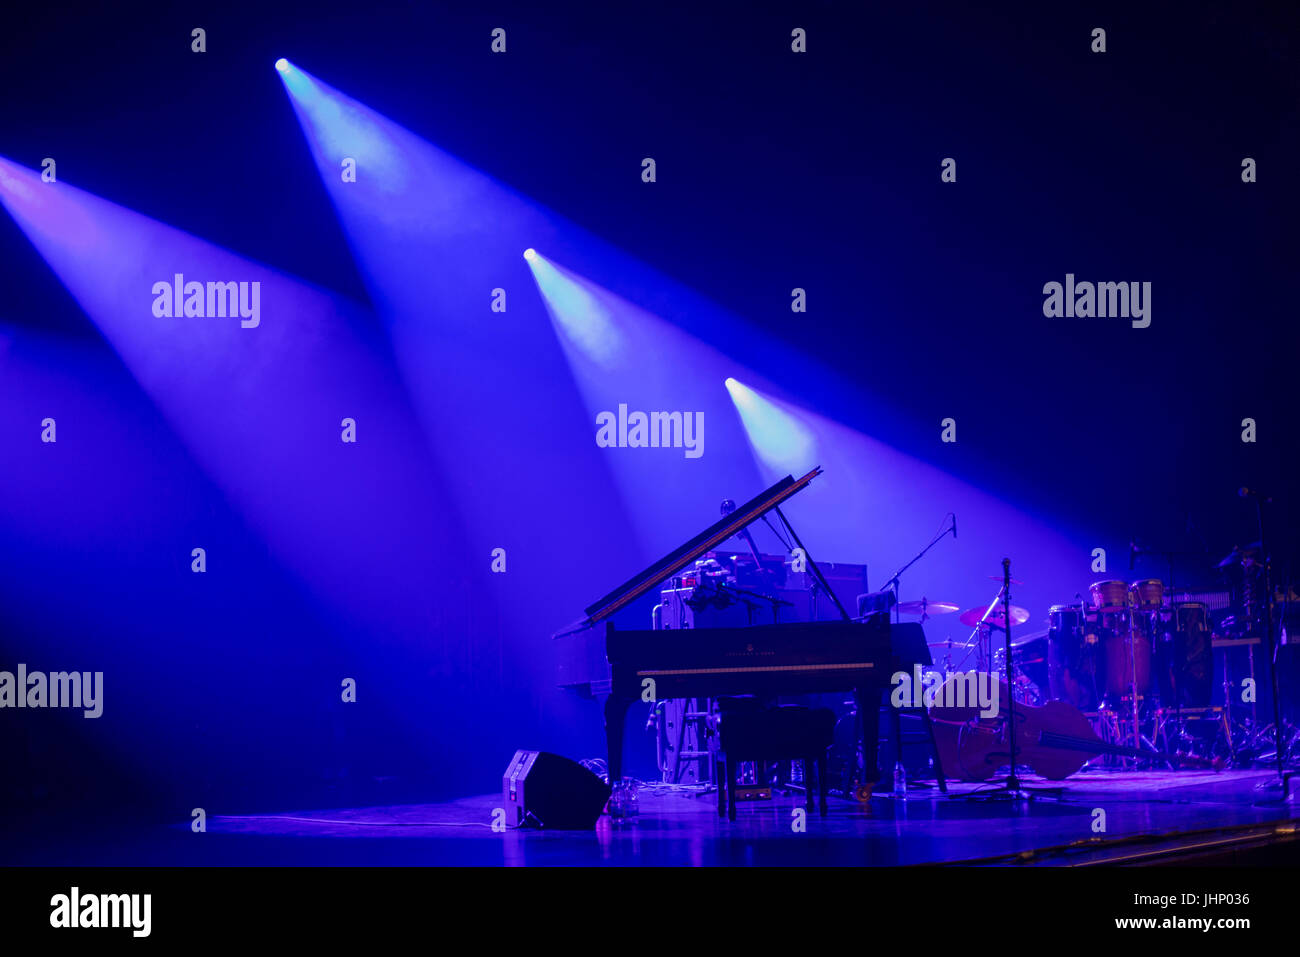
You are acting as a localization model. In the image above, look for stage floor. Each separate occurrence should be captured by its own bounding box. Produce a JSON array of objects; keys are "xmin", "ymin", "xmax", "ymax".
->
[
  {"xmin": 194, "ymin": 769, "xmax": 1300, "ymax": 866},
  {"xmin": 6, "ymin": 769, "xmax": 1297, "ymax": 866}
]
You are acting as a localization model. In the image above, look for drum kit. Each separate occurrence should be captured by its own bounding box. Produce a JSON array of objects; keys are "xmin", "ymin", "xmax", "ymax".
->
[
  {"xmin": 1042, "ymin": 578, "xmax": 1219, "ymax": 759},
  {"xmin": 899, "ymin": 573, "xmax": 1256, "ymax": 769},
  {"xmin": 908, "ymin": 591, "xmax": 1044, "ymax": 710}
]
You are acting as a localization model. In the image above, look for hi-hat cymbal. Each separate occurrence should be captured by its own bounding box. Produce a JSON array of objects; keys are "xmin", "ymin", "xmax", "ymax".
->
[
  {"xmin": 896, "ymin": 598, "xmax": 960, "ymax": 618},
  {"xmin": 987, "ymin": 575, "xmax": 1025, "ymax": 585},
  {"xmin": 959, "ymin": 604, "xmax": 1031, "ymax": 628},
  {"xmin": 928, "ymin": 638, "xmax": 972, "ymax": 651}
]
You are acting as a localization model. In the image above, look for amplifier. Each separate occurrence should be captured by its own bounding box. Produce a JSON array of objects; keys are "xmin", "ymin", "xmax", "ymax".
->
[
  {"xmin": 780, "ymin": 561, "xmax": 869, "ymax": 622},
  {"xmin": 502, "ymin": 750, "xmax": 611, "ymax": 829}
]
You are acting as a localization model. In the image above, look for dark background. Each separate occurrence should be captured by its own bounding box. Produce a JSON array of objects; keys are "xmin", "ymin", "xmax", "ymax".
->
[{"xmin": 1, "ymin": 1, "xmax": 1296, "ymax": 841}]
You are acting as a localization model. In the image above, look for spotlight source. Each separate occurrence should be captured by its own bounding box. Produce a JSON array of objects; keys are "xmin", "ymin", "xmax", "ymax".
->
[
  {"xmin": 274, "ymin": 58, "xmax": 289, "ymax": 73},
  {"xmin": 725, "ymin": 377, "xmax": 815, "ymax": 471},
  {"xmin": 523, "ymin": 248, "xmax": 537, "ymax": 261}
]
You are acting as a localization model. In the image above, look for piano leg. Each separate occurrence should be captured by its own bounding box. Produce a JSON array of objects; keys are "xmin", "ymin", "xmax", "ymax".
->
[
  {"xmin": 854, "ymin": 686, "xmax": 881, "ymax": 789},
  {"xmin": 817, "ymin": 756, "xmax": 829, "ymax": 815},
  {"xmin": 890, "ymin": 708, "xmax": 904, "ymax": 786},
  {"xmin": 921, "ymin": 708, "xmax": 949, "ymax": 793},
  {"xmin": 603, "ymin": 694, "xmax": 632, "ymax": 785},
  {"xmin": 727, "ymin": 758, "xmax": 737, "ymax": 822}
]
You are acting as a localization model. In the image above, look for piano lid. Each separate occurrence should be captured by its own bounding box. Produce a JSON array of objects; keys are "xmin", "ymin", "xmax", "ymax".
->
[{"xmin": 564, "ymin": 467, "xmax": 822, "ymax": 633}]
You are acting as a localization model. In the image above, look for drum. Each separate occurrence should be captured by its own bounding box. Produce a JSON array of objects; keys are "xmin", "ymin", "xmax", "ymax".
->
[
  {"xmin": 1104, "ymin": 623, "xmax": 1152, "ymax": 699},
  {"xmin": 992, "ymin": 644, "xmax": 1047, "ymax": 706},
  {"xmin": 1155, "ymin": 602, "xmax": 1212, "ymax": 708},
  {"xmin": 1090, "ymin": 579, "xmax": 1130, "ymax": 612},
  {"xmin": 1129, "ymin": 578, "xmax": 1164, "ymax": 611},
  {"xmin": 1049, "ymin": 604, "xmax": 1083, "ymax": 635},
  {"xmin": 1013, "ymin": 633, "xmax": 1050, "ymax": 694},
  {"xmin": 1010, "ymin": 672, "xmax": 1045, "ymax": 706},
  {"xmin": 1048, "ymin": 603, "xmax": 1103, "ymax": 710}
]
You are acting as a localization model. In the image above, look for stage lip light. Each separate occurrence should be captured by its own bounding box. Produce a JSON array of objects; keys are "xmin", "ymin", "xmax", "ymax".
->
[
  {"xmin": 274, "ymin": 58, "xmax": 290, "ymax": 73},
  {"xmin": 523, "ymin": 247, "xmax": 537, "ymax": 261}
]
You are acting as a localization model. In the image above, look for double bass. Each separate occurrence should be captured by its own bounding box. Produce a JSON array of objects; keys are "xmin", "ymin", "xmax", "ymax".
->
[{"xmin": 928, "ymin": 677, "xmax": 1220, "ymax": 781}]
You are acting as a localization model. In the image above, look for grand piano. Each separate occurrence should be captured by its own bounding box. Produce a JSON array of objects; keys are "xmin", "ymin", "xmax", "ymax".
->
[{"xmin": 555, "ymin": 468, "xmax": 937, "ymax": 789}]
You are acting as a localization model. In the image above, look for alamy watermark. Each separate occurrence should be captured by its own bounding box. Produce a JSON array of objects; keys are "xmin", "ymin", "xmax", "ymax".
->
[
  {"xmin": 151, "ymin": 274, "xmax": 260, "ymax": 328},
  {"xmin": 1042, "ymin": 274, "xmax": 1151, "ymax": 328},
  {"xmin": 0, "ymin": 665, "xmax": 103, "ymax": 718},
  {"xmin": 50, "ymin": 887, "xmax": 150, "ymax": 937},
  {"xmin": 596, "ymin": 404, "xmax": 704, "ymax": 458},
  {"xmin": 890, "ymin": 666, "xmax": 1000, "ymax": 718}
]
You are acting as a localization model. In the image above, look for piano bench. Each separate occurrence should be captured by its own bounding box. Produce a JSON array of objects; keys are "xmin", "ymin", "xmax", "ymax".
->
[{"xmin": 713, "ymin": 700, "xmax": 836, "ymax": 822}]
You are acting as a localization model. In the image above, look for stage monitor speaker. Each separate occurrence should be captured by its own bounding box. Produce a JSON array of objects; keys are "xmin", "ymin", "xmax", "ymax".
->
[{"xmin": 502, "ymin": 750, "xmax": 611, "ymax": 829}]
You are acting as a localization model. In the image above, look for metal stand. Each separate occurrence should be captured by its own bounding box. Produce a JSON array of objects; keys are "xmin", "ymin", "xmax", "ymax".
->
[
  {"xmin": 950, "ymin": 560, "xmax": 1039, "ymax": 803},
  {"xmin": 1126, "ymin": 611, "xmax": 1143, "ymax": 759},
  {"xmin": 876, "ymin": 517, "xmax": 957, "ymax": 798},
  {"xmin": 999, "ymin": 559, "xmax": 1027, "ymax": 796},
  {"xmin": 1248, "ymin": 493, "xmax": 1297, "ymax": 802},
  {"xmin": 881, "ymin": 514, "xmax": 957, "ymax": 625}
]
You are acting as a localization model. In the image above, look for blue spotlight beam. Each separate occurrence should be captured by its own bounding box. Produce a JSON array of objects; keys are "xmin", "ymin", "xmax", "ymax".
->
[
  {"xmin": 524, "ymin": 251, "xmax": 769, "ymax": 553},
  {"xmin": 724, "ymin": 377, "xmax": 818, "ymax": 473},
  {"xmin": 275, "ymin": 64, "xmax": 647, "ymax": 598},
  {"xmin": 723, "ymin": 377, "xmax": 1086, "ymax": 625},
  {"xmin": 0, "ymin": 155, "xmax": 469, "ymax": 644},
  {"xmin": 273, "ymin": 64, "xmax": 1088, "ymax": 635}
]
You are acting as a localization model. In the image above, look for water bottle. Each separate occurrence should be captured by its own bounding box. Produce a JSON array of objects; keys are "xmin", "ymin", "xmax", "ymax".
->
[
  {"xmin": 893, "ymin": 761, "xmax": 907, "ymax": 798},
  {"xmin": 609, "ymin": 778, "xmax": 639, "ymax": 825}
]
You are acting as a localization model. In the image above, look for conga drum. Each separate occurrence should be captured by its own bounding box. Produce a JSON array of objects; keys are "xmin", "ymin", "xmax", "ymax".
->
[
  {"xmin": 1090, "ymin": 580, "xmax": 1130, "ymax": 612},
  {"xmin": 1048, "ymin": 604, "xmax": 1102, "ymax": 710},
  {"xmin": 1156, "ymin": 602, "xmax": 1212, "ymax": 708},
  {"xmin": 1105, "ymin": 623, "xmax": 1152, "ymax": 699},
  {"xmin": 1128, "ymin": 578, "xmax": 1164, "ymax": 611}
]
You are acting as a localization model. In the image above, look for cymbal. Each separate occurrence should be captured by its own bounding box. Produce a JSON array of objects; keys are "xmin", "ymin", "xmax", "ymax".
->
[
  {"xmin": 959, "ymin": 604, "xmax": 1031, "ymax": 628},
  {"xmin": 987, "ymin": 575, "xmax": 1025, "ymax": 585},
  {"xmin": 896, "ymin": 598, "xmax": 960, "ymax": 618},
  {"xmin": 928, "ymin": 637, "xmax": 973, "ymax": 650},
  {"xmin": 1010, "ymin": 629, "xmax": 1049, "ymax": 648}
]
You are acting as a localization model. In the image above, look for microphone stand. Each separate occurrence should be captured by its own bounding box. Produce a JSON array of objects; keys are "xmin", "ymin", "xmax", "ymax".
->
[
  {"xmin": 883, "ymin": 515, "xmax": 956, "ymax": 625},
  {"xmin": 950, "ymin": 559, "xmax": 1043, "ymax": 804},
  {"xmin": 1249, "ymin": 493, "xmax": 1294, "ymax": 801},
  {"xmin": 873, "ymin": 516, "xmax": 954, "ymax": 802},
  {"xmin": 1000, "ymin": 559, "xmax": 1025, "ymax": 795}
]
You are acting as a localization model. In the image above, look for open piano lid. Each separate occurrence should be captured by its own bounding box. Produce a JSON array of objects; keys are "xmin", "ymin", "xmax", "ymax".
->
[{"xmin": 556, "ymin": 467, "xmax": 823, "ymax": 636}]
